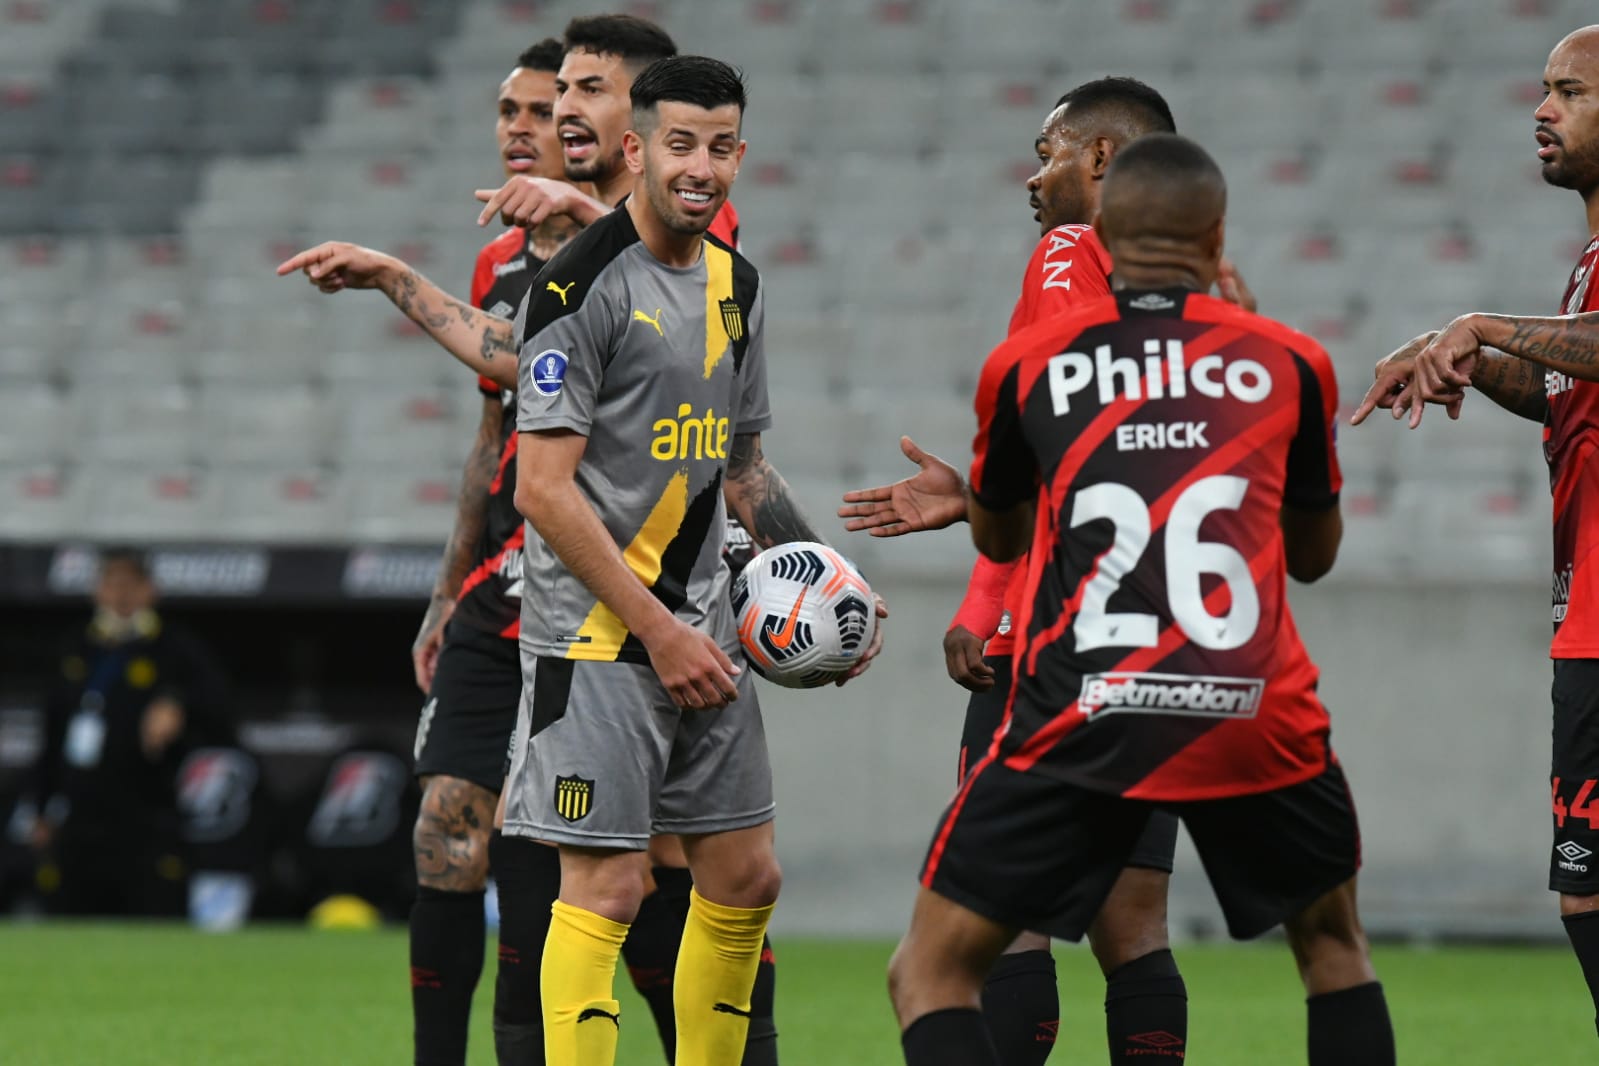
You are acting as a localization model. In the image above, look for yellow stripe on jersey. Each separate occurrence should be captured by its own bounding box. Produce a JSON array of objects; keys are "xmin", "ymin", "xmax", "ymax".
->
[
  {"xmin": 566, "ymin": 469, "xmax": 691, "ymax": 660},
  {"xmin": 703, "ymin": 240, "xmax": 734, "ymax": 379}
]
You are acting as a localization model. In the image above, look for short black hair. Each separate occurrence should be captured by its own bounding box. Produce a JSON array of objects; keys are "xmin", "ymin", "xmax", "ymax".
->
[
  {"xmin": 1054, "ymin": 76, "xmax": 1176, "ymax": 135},
  {"xmin": 563, "ymin": 14, "xmax": 676, "ymax": 70},
  {"xmin": 1099, "ymin": 132, "xmax": 1227, "ymax": 243},
  {"xmin": 516, "ymin": 38, "xmax": 563, "ymax": 74},
  {"xmin": 1106, "ymin": 132, "xmax": 1221, "ymax": 188},
  {"xmin": 630, "ymin": 55, "xmax": 747, "ymax": 118},
  {"xmin": 99, "ymin": 547, "xmax": 151, "ymax": 580}
]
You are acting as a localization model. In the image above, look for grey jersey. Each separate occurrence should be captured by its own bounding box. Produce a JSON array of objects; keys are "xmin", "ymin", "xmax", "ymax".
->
[{"xmin": 515, "ymin": 206, "xmax": 770, "ymax": 664}]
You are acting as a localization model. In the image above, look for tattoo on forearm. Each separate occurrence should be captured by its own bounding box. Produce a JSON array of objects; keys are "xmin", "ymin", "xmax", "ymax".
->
[
  {"xmin": 1502, "ymin": 313, "xmax": 1599, "ymax": 372},
  {"xmin": 390, "ymin": 270, "xmax": 450, "ymax": 330},
  {"xmin": 1471, "ymin": 350, "xmax": 1547, "ymax": 421},
  {"xmin": 726, "ymin": 435, "xmax": 822, "ymax": 549},
  {"xmin": 435, "ymin": 426, "xmax": 500, "ymax": 599},
  {"xmin": 390, "ymin": 269, "xmax": 514, "ymax": 362}
]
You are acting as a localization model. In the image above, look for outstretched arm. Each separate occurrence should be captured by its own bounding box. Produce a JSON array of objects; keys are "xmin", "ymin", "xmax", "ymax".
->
[
  {"xmin": 837, "ymin": 436, "xmax": 968, "ymax": 537},
  {"xmin": 276, "ymin": 242, "xmax": 519, "ymax": 390}
]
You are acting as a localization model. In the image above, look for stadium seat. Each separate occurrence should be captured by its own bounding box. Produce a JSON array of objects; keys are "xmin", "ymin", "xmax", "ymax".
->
[{"xmin": 341, "ymin": 464, "xmax": 459, "ymax": 542}]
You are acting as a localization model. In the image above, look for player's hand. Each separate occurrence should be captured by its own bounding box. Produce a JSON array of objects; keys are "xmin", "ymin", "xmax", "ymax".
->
[
  {"xmin": 837, "ymin": 594, "xmax": 889, "ymax": 684},
  {"xmin": 1406, "ymin": 316, "xmax": 1483, "ymax": 425},
  {"xmin": 1216, "ymin": 256, "xmax": 1257, "ymax": 313},
  {"xmin": 838, "ymin": 436, "xmax": 967, "ymax": 537},
  {"xmin": 646, "ymin": 618, "xmax": 742, "ymax": 710},
  {"xmin": 474, "ymin": 177, "xmax": 606, "ymax": 228},
  {"xmin": 140, "ymin": 697, "xmax": 185, "ymax": 760},
  {"xmin": 412, "ymin": 596, "xmax": 455, "ymax": 694},
  {"xmin": 1350, "ymin": 331, "xmax": 1462, "ymax": 427},
  {"xmin": 275, "ymin": 241, "xmax": 402, "ymax": 293},
  {"xmin": 942, "ymin": 625, "xmax": 995, "ymax": 693}
]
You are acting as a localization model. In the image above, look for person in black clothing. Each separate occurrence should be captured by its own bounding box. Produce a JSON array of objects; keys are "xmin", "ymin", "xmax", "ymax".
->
[{"xmin": 27, "ymin": 548, "xmax": 229, "ymax": 917}]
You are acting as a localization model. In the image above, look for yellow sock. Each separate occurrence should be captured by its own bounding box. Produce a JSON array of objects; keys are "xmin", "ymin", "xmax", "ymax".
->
[
  {"xmin": 673, "ymin": 888, "xmax": 776, "ymax": 1066},
  {"xmin": 542, "ymin": 900, "xmax": 630, "ymax": 1066}
]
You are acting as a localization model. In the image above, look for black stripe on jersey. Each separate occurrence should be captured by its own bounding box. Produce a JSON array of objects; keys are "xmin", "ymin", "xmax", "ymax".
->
[
  {"xmin": 710, "ymin": 231, "xmax": 761, "ymax": 374},
  {"xmin": 520, "ymin": 207, "xmax": 641, "ymax": 348},
  {"xmin": 1283, "ymin": 352, "xmax": 1339, "ymax": 512},
  {"xmin": 972, "ymin": 363, "xmax": 1035, "ymax": 512},
  {"xmin": 616, "ymin": 470, "xmax": 726, "ymax": 661}
]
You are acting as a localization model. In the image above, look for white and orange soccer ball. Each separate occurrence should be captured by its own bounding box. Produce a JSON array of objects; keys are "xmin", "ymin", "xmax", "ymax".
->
[{"xmin": 731, "ymin": 541, "xmax": 877, "ymax": 689}]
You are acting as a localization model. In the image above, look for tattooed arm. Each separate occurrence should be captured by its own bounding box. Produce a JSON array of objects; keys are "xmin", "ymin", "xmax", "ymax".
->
[
  {"xmin": 1408, "ymin": 312, "xmax": 1599, "ymax": 423},
  {"xmin": 275, "ymin": 241, "xmax": 519, "ymax": 390},
  {"xmin": 726, "ymin": 432, "xmax": 889, "ymax": 680},
  {"xmin": 1466, "ymin": 348, "xmax": 1550, "ymax": 422},
  {"xmin": 412, "ymin": 395, "xmax": 503, "ymax": 692},
  {"xmin": 723, "ymin": 433, "xmax": 829, "ymax": 549}
]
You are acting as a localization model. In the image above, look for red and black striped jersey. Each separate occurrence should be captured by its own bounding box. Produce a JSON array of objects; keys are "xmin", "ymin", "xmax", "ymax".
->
[
  {"xmin": 452, "ymin": 227, "xmax": 545, "ymax": 640},
  {"xmin": 952, "ymin": 225, "xmax": 1115, "ymax": 657},
  {"xmin": 969, "ymin": 288, "xmax": 1342, "ymax": 801},
  {"xmin": 1547, "ymin": 234, "xmax": 1599, "ymax": 658}
]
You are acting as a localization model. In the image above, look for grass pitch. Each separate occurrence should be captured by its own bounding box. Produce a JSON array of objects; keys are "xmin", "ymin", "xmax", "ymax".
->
[{"xmin": 0, "ymin": 924, "xmax": 1594, "ymax": 1064}]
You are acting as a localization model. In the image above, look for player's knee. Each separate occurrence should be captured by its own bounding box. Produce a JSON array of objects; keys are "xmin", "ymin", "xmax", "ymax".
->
[
  {"xmin": 1284, "ymin": 880, "xmax": 1370, "ymax": 973},
  {"xmin": 721, "ymin": 853, "xmax": 781, "ymax": 909},
  {"xmin": 1088, "ymin": 869, "xmax": 1171, "ymax": 973},
  {"xmin": 412, "ymin": 780, "xmax": 494, "ymax": 890}
]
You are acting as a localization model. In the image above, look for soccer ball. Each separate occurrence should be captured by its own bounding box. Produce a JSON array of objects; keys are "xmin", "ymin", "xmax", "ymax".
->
[{"xmin": 731, "ymin": 541, "xmax": 877, "ymax": 689}]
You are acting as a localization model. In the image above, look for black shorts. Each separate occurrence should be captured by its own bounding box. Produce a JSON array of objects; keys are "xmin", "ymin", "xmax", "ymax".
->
[
  {"xmin": 412, "ymin": 621, "xmax": 521, "ymax": 794},
  {"xmin": 958, "ymin": 655, "xmax": 1178, "ymax": 874},
  {"xmin": 923, "ymin": 756, "xmax": 1360, "ymax": 942},
  {"xmin": 1550, "ymin": 659, "xmax": 1599, "ymax": 894}
]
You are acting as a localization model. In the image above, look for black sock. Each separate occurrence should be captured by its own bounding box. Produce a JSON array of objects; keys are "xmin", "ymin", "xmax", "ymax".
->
[
  {"xmin": 489, "ymin": 831, "xmax": 560, "ymax": 1066},
  {"xmin": 1306, "ymin": 981, "xmax": 1394, "ymax": 1066},
  {"xmin": 742, "ymin": 934, "xmax": 779, "ymax": 1066},
  {"xmin": 902, "ymin": 1007, "xmax": 999, "ymax": 1066},
  {"xmin": 622, "ymin": 865, "xmax": 692, "ymax": 1062},
  {"xmin": 1104, "ymin": 948, "xmax": 1187, "ymax": 1063},
  {"xmin": 1563, "ymin": 911, "xmax": 1599, "ymax": 1038},
  {"xmin": 979, "ymin": 949, "xmax": 1057, "ymax": 1065},
  {"xmin": 410, "ymin": 886, "xmax": 486, "ymax": 1066}
]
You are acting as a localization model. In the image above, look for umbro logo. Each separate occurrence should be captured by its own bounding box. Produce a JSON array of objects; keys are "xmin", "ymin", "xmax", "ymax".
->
[
  {"xmin": 1556, "ymin": 841, "xmax": 1592, "ymax": 862},
  {"xmin": 1128, "ymin": 293, "xmax": 1175, "ymax": 311},
  {"xmin": 1557, "ymin": 840, "xmax": 1592, "ymax": 874},
  {"xmin": 488, "ymin": 300, "xmax": 515, "ymax": 318}
]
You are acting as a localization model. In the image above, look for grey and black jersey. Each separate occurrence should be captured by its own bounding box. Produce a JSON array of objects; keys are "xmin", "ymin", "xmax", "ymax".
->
[{"xmin": 515, "ymin": 206, "xmax": 769, "ymax": 665}]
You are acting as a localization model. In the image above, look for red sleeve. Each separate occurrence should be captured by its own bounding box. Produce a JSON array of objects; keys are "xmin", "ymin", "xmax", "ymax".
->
[
  {"xmin": 1007, "ymin": 225, "xmax": 1114, "ymax": 335},
  {"xmin": 949, "ymin": 555, "xmax": 1020, "ymax": 638},
  {"xmin": 1283, "ymin": 340, "xmax": 1343, "ymax": 510},
  {"xmin": 709, "ymin": 201, "xmax": 741, "ymax": 250},
  {"xmin": 470, "ymin": 242, "xmax": 502, "ymax": 397}
]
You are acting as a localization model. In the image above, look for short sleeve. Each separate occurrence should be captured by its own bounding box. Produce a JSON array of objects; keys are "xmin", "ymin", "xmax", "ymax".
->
[
  {"xmin": 517, "ymin": 281, "xmax": 614, "ymax": 437},
  {"xmin": 1007, "ymin": 225, "xmax": 1114, "ymax": 335},
  {"xmin": 1282, "ymin": 344, "xmax": 1342, "ymax": 511},
  {"xmin": 969, "ymin": 340, "xmax": 1038, "ymax": 512},
  {"xmin": 734, "ymin": 286, "xmax": 771, "ymax": 435}
]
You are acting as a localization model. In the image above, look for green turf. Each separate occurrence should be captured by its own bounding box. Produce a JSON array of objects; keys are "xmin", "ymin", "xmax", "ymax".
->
[{"xmin": 0, "ymin": 924, "xmax": 1594, "ymax": 1064}]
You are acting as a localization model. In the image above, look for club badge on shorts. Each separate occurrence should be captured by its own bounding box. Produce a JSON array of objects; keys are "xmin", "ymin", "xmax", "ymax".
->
[{"xmin": 554, "ymin": 775, "xmax": 594, "ymax": 822}]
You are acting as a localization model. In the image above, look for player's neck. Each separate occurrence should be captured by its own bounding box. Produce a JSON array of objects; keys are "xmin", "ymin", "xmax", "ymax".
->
[
  {"xmin": 1111, "ymin": 267, "xmax": 1206, "ymax": 293},
  {"xmin": 1585, "ymin": 185, "xmax": 1599, "ymax": 240},
  {"xmin": 626, "ymin": 194, "xmax": 703, "ymax": 269},
  {"xmin": 598, "ymin": 170, "xmax": 632, "ymax": 210}
]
